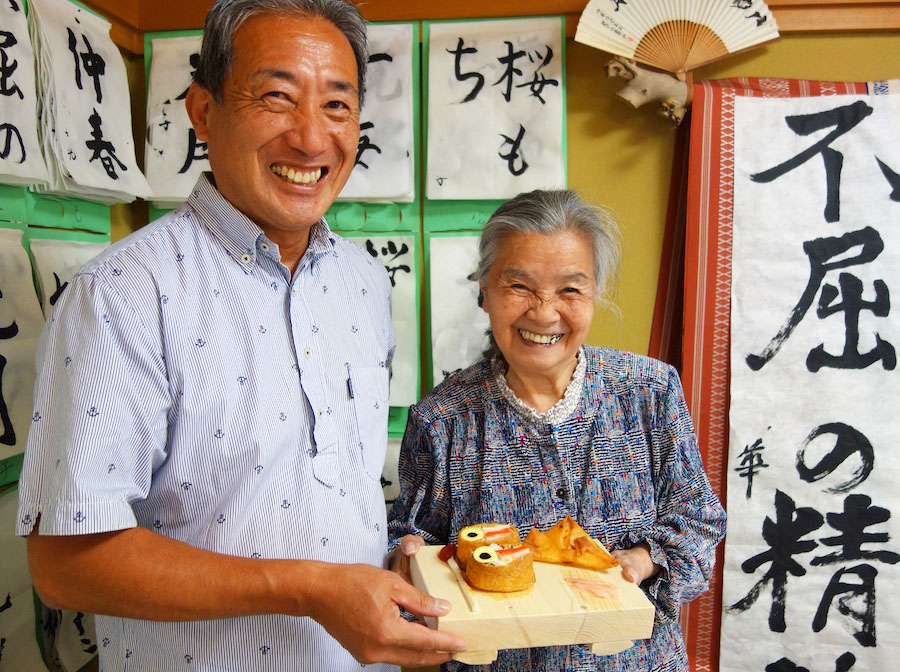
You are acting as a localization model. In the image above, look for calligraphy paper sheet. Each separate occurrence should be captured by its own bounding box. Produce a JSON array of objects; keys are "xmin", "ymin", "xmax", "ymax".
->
[
  {"xmin": 0, "ymin": 489, "xmax": 46, "ymax": 670},
  {"xmin": 29, "ymin": 237, "xmax": 108, "ymax": 316},
  {"xmin": 339, "ymin": 23, "xmax": 415, "ymax": 203},
  {"xmin": 0, "ymin": 228, "xmax": 44, "ymax": 464},
  {"xmin": 428, "ymin": 234, "xmax": 489, "ymax": 385},
  {"xmin": 721, "ymin": 90, "xmax": 900, "ymax": 671},
  {"xmin": 145, "ymin": 34, "xmax": 206, "ymax": 209},
  {"xmin": 28, "ymin": 0, "xmax": 151, "ymax": 203},
  {"xmin": 0, "ymin": 1, "xmax": 49, "ymax": 186},
  {"xmin": 348, "ymin": 234, "xmax": 418, "ymax": 407},
  {"xmin": 426, "ymin": 17, "xmax": 565, "ymax": 200}
]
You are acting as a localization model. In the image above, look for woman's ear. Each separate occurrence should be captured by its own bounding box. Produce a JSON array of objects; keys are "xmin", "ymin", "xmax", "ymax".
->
[{"xmin": 478, "ymin": 283, "xmax": 488, "ymax": 313}]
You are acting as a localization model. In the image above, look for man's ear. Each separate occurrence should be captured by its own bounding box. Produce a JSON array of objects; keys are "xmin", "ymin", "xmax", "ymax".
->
[{"xmin": 185, "ymin": 82, "xmax": 213, "ymax": 142}]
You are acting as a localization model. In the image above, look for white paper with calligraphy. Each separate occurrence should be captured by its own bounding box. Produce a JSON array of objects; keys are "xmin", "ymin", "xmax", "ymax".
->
[
  {"xmin": 29, "ymin": 237, "xmax": 108, "ymax": 317},
  {"xmin": 721, "ymin": 92, "xmax": 900, "ymax": 671},
  {"xmin": 0, "ymin": 488, "xmax": 48, "ymax": 671},
  {"xmin": 429, "ymin": 234, "xmax": 490, "ymax": 385},
  {"xmin": 0, "ymin": 1, "xmax": 49, "ymax": 187},
  {"xmin": 426, "ymin": 17, "xmax": 565, "ymax": 200},
  {"xmin": 0, "ymin": 228, "xmax": 44, "ymax": 463},
  {"xmin": 28, "ymin": 0, "xmax": 151, "ymax": 203},
  {"xmin": 145, "ymin": 34, "xmax": 206, "ymax": 209},
  {"xmin": 338, "ymin": 23, "xmax": 415, "ymax": 203},
  {"xmin": 348, "ymin": 234, "xmax": 418, "ymax": 406}
]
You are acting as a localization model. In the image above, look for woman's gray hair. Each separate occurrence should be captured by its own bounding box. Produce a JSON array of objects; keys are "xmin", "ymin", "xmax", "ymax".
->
[
  {"xmin": 472, "ymin": 189, "xmax": 622, "ymax": 364},
  {"xmin": 472, "ymin": 189, "xmax": 621, "ymax": 302},
  {"xmin": 194, "ymin": 0, "xmax": 368, "ymax": 107}
]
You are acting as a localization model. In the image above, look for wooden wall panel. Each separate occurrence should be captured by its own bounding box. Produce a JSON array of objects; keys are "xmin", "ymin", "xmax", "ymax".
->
[{"xmin": 81, "ymin": 0, "xmax": 900, "ymax": 54}]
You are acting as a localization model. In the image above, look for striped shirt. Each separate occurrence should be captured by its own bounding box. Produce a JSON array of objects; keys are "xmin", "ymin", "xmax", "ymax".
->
[
  {"xmin": 388, "ymin": 346, "xmax": 726, "ymax": 672},
  {"xmin": 17, "ymin": 174, "xmax": 398, "ymax": 672}
]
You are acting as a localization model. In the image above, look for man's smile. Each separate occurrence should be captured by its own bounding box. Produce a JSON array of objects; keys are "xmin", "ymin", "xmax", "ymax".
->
[{"xmin": 270, "ymin": 164, "xmax": 327, "ymax": 185}]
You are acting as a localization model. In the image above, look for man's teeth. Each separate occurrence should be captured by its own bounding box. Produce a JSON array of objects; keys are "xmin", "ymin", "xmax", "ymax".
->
[
  {"xmin": 519, "ymin": 329, "xmax": 562, "ymax": 345},
  {"xmin": 271, "ymin": 165, "xmax": 322, "ymax": 184}
]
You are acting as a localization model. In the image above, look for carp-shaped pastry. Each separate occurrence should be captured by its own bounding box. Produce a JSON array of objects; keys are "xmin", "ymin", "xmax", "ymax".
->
[
  {"xmin": 464, "ymin": 544, "xmax": 535, "ymax": 592},
  {"xmin": 524, "ymin": 515, "xmax": 619, "ymax": 570},
  {"xmin": 455, "ymin": 523, "xmax": 520, "ymax": 569}
]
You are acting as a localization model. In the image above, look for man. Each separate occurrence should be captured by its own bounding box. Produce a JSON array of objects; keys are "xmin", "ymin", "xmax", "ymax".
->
[{"xmin": 16, "ymin": 1, "xmax": 465, "ymax": 669}]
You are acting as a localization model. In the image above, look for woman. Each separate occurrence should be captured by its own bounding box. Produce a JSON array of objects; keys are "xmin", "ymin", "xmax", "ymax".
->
[{"xmin": 388, "ymin": 189, "xmax": 726, "ymax": 671}]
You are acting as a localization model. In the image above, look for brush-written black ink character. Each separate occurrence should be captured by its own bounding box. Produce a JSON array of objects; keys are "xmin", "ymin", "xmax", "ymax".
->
[
  {"xmin": 67, "ymin": 27, "xmax": 106, "ymax": 104},
  {"xmin": 746, "ymin": 226, "xmax": 894, "ymax": 372},
  {"xmin": 447, "ymin": 37, "xmax": 484, "ymax": 103},
  {"xmin": 751, "ymin": 101, "xmax": 873, "ymax": 223},
  {"xmin": 729, "ymin": 489, "xmax": 824, "ymax": 632}
]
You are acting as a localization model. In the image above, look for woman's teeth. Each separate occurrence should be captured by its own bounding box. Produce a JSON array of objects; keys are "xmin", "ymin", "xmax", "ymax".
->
[
  {"xmin": 519, "ymin": 329, "xmax": 562, "ymax": 345},
  {"xmin": 271, "ymin": 165, "xmax": 322, "ymax": 184}
]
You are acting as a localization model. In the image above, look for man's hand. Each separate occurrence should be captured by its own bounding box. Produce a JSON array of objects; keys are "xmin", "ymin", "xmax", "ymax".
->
[
  {"xmin": 302, "ymin": 561, "xmax": 466, "ymax": 667},
  {"xmin": 389, "ymin": 534, "xmax": 426, "ymax": 584},
  {"xmin": 611, "ymin": 542, "xmax": 662, "ymax": 585}
]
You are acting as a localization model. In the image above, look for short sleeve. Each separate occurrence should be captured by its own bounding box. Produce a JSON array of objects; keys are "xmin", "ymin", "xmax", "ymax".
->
[{"xmin": 16, "ymin": 269, "xmax": 170, "ymax": 536}]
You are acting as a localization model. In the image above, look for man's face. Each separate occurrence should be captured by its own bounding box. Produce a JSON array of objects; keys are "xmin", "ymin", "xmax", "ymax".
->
[{"xmin": 187, "ymin": 13, "xmax": 360, "ymax": 251}]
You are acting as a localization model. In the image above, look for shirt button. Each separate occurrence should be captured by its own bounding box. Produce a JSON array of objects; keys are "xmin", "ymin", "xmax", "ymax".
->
[
  {"xmin": 260, "ymin": 242, "xmax": 270, "ymax": 252},
  {"xmin": 240, "ymin": 253, "xmax": 252, "ymax": 264},
  {"xmin": 317, "ymin": 408, "xmax": 324, "ymax": 417},
  {"xmin": 304, "ymin": 348, "xmax": 312, "ymax": 358},
  {"xmin": 291, "ymin": 289, "xmax": 297, "ymax": 297},
  {"xmin": 556, "ymin": 487, "xmax": 568, "ymax": 499}
]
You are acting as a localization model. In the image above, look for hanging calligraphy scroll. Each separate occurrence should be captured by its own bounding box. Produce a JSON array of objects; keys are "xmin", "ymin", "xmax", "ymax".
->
[
  {"xmin": 338, "ymin": 22, "xmax": 416, "ymax": 203},
  {"xmin": 426, "ymin": 232, "xmax": 490, "ymax": 387},
  {"xmin": 0, "ymin": 487, "xmax": 47, "ymax": 670},
  {"xmin": 347, "ymin": 233, "xmax": 420, "ymax": 407},
  {"xmin": 28, "ymin": 0, "xmax": 151, "ymax": 203},
  {"xmin": 0, "ymin": 227, "xmax": 44, "ymax": 485},
  {"xmin": 682, "ymin": 77, "xmax": 899, "ymax": 672},
  {"xmin": 0, "ymin": 1, "xmax": 49, "ymax": 187},
  {"xmin": 144, "ymin": 33, "xmax": 205, "ymax": 209},
  {"xmin": 425, "ymin": 17, "xmax": 566, "ymax": 200},
  {"xmin": 28, "ymin": 234, "xmax": 108, "ymax": 317}
]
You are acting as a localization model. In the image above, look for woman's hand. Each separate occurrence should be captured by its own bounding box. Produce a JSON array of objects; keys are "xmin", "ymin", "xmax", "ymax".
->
[
  {"xmin": 389, "ymin": 534, "xmax": 426, "ymax": 584},
  {"xmin": 612, "ymin": 542, "xmax": 662, "ymax": 585}
]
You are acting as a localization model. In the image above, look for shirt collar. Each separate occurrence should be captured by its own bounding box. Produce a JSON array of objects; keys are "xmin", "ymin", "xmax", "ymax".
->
[{"xmin": 186, "ymin": 172, "xmax": 337, "ymax": 273}]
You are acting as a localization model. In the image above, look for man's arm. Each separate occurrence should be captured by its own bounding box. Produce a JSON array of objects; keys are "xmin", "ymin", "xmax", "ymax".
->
[{"xmin": 28, "ymin": 524, "xmax": 466, "ymax": 667}]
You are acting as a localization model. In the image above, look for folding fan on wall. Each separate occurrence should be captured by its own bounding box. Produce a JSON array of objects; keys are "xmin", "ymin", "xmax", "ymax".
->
[
  {"xmin": 575, "ymin": 0, "xmax": 779, "ymax": 125},
  {"xmin": 575, "ymin": 0, "xmax": 780, "ymax": 76}
]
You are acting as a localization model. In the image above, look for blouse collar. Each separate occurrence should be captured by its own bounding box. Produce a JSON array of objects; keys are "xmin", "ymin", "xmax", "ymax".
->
[{"xmin": 491, "ymin": 347, "xmax": 586, "ymax": 426}]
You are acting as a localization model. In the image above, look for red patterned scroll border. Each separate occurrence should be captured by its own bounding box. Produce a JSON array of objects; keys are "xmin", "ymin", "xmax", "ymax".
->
[
  {"xmin": 679, "ymin": 77, "xmax": 869, "ymax": 672},
  {"xmin": 649, "ymin": 119, "xmax": 689, "ymax": 370}
]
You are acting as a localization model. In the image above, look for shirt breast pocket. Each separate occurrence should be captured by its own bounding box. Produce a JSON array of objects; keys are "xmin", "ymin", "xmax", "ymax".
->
[{"xmin": 348, "ymin": 364, "xmax": 390, "ymax": 480}]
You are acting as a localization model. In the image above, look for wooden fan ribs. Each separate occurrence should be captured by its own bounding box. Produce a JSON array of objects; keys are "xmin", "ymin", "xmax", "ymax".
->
[
  {"xmin": 575, "ymin": 0, "xmax": 779, "ymax": 75},
  {"xmin": 634, "ymin": 20, "xmax": 726, "ymax": 74}
]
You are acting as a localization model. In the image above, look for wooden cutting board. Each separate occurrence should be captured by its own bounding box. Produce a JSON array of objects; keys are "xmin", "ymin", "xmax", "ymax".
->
[{"xmin": 409, "ymin": 545, "xmax": 655, "ymax": 664}]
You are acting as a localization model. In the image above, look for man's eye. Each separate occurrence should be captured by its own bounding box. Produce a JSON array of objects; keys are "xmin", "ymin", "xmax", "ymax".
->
[
  {"xmin": 562, "ymin": 287, "xmax": 580, "ymax": 294},
  {"xmin": 326, "ymin": 100, "xmax": 349, "ymax": 110},
  {"xmin": 264, "ymin": 91, "xmax": 288, "ymax": 101}
]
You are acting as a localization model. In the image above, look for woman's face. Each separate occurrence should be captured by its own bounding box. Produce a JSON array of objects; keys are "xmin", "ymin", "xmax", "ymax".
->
[{"xmin": 481, "ymin": 229, "xmax": 596, "ymax": 384}]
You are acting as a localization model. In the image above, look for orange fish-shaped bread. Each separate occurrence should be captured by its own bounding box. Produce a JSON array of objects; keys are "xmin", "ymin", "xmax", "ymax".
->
[
  {"xmin": 464, "ymin": 544, "xmax": 536, "ymax": 592},
  {"xmin": 523, "ymin": 515, "xmax": 619, "ymax": 570}
]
